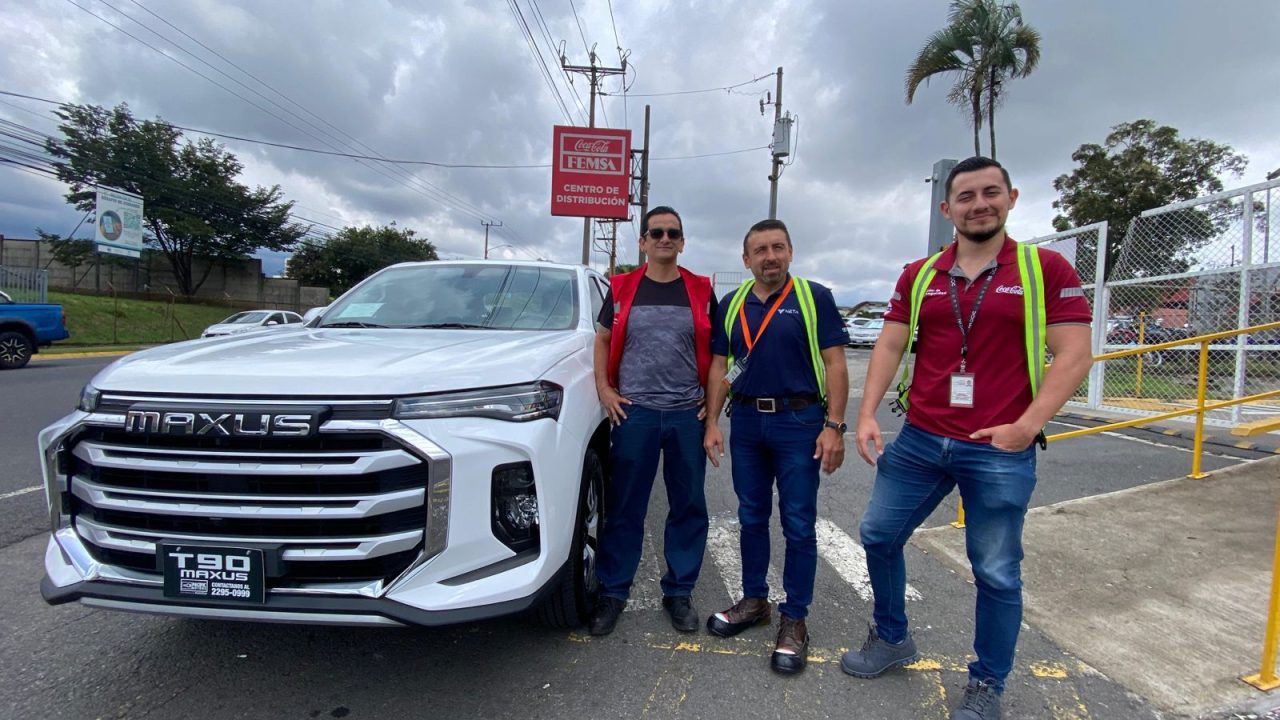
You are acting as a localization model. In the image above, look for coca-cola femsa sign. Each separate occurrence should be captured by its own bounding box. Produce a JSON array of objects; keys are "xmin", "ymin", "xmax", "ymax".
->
[{"xmin": 551, "ymin": 125, "xmax": 631, "ymax": 219}]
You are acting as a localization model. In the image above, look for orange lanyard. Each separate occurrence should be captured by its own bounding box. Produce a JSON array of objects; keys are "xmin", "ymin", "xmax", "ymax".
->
[{"xmin": 737, "ymin": 278, "xmax": 794, "ymax": 352}]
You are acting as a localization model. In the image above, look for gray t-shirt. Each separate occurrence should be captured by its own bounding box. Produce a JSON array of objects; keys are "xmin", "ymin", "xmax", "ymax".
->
[{"xmin": 598, "ymin": 275, "xmax": 713, "ymax": 410}]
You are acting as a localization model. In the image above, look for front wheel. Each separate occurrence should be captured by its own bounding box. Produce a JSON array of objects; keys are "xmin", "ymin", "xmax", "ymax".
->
[
  {"xmin": 0, "ymin": 331, "xmax": 33, "ymax": 370},
  {"xmin": 534, "ymin": 449, "xmax": 603, "ymax": 628}
]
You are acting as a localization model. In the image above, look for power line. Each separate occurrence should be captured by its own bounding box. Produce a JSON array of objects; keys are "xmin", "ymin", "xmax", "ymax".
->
[
  {"xmin": 602, "ymin": 72, "xmax": 777, "ymax": 97},
  {"xmin": 67, "ymin": 0, "xmax": 518, "ymax": 237},
  {"xmin": 605, "ymin": 0, "xmax": 629, "ymax": 129},
  {"xmin": 651, "ymin": 145, "xmax": 769, "ymax": 161},
  {"xmin": 125, "ymin": 0, "xmax": 516, "ymax": 232},
  {"xmin": 568, "ymin": 0, "xmax": 591, "ymax": 55},
  {"xmin": 507, "ymin": 0, "xmax": 575, "ymax": 124},
  {"xmin": 531, "ymin": 0, "xmax": 589, "ymax": 123}
]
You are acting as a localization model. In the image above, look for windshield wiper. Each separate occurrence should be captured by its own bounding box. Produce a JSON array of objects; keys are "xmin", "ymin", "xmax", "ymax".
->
[
  {"xmin": 320, "ymin": 321, "xmax": 389, "ymax": 328},
  {"xmin": 406, "ymin": 322, "xmax": 490, "ymax": 329}
]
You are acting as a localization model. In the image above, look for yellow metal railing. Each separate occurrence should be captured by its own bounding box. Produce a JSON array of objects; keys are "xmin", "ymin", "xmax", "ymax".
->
[{"xmin": 947, "ymin": 320, "xmax": 1280, "ymax": 689}]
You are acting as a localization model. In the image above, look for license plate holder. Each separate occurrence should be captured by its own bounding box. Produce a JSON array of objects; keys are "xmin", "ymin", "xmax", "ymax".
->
[{"xmin": 160, "ymin": 543, "xmax": 266, "ymax": 604}]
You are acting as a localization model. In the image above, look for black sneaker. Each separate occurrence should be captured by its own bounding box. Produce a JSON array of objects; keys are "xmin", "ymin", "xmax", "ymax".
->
[
  {"xmin": 840, "ymin": 623, "xmax": 919, "ymax": 678},
  {"xmin": 951, "ymin": 679, "xmax": 1001, "ymax": 719},
  {"xmin": 588, "ymin": 596, "xmax": 626, "ymax": 636},
  {"xmin": 662, "ymin": 595, "xmax": 698, "ymax": 633}
]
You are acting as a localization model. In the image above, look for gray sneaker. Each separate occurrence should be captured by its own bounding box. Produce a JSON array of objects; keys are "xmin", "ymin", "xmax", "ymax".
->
[
  {"xmin": 840, "ymin": 623, "xmax": 919, "ymax": 678},
  {"xmin": 951, "ymin": 679, "xmax": 1001, "ymax": 719}
]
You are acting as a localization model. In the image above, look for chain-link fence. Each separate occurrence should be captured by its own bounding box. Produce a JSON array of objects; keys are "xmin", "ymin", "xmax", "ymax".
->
[
  {"xmin": 1026, "ymin": 223, "xmax": 1107, "ymax": 407},
  {"xmin": 0, "ymin": 266, "xmax": 49, "ymax": 303},
  {"xmin": 1038, "ymin": 178, "xmax": 1280, "ymax": 427}
]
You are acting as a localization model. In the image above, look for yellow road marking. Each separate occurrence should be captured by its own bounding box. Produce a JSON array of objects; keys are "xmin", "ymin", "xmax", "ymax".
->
[{"xmin": 1030, "ymin": 661, "xmax": 1070, "ymax": 679}]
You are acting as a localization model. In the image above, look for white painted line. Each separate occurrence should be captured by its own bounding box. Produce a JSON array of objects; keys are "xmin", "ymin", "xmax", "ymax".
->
[
  {"xmin": 705, "ymin": 518, "xmax": 786, "ymax": 605},
  {"xmin": 815, "ymin": 517, "xmax": 921, "ymax": 602},
  {"xmin": 1047, "ymin": 420, "xmax": 1248, "ymax": 462},
  {"xmin": 0, "ymin": 485, "xmax": 42, "ymax": 501},
  {"xmin": 706, "ymin": 521, "xmax": 745, "ymax": 604}
]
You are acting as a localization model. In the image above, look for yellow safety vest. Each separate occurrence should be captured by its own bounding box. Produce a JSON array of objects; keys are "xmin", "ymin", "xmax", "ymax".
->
[
  {"xmin": 724, "ymin": 277, "xmax": 827, "ymax": 401},
  {"xmin": 896, "ymin": 244, "xmax": 1046, "ymax": 411}
]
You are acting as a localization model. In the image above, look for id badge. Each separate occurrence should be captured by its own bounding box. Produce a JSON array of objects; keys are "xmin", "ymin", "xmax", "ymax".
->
[
  {"xmin": 949, "ymin": 372, "xmax": 975, "ymax": 408},
  {"xmin": 724, "ymin": 354, "xmax": 750, "ymax": 385}
]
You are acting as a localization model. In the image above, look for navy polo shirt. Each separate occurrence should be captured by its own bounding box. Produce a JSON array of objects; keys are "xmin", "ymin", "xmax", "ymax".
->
[{"xmin": 711, "ymin": 276, "xmax": 848, "ymax": 398}]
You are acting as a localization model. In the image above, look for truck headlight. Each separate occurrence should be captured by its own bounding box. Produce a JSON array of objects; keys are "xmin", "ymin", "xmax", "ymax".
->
[
  {"xmin": 77, "ymin": 384, "xmax": 101, "ymax": 413},
  {"xmin": 393, "ymin": 381, "xmax": 563, "ymax": 422}
]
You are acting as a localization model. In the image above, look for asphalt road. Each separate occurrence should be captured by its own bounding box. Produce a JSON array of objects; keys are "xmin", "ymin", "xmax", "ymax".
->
[{"xmin": 0, "ymin": 351, "xmax": 1263, "ymax": 719}]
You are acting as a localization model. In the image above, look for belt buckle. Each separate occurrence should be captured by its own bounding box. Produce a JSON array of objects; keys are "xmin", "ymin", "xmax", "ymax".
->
[{"xmin": 756, "ymin": 398, "xmax": 777, "ymax": 413}]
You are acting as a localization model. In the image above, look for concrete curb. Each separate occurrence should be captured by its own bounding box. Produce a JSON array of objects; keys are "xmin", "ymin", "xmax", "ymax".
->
[{"xmin": 32, "ymin": 350, "xmax": 135, "ymax": 361}]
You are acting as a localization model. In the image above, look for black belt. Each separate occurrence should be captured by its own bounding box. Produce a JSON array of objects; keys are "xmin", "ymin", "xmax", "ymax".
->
[{"xmin": 731, "ymin": 394, "xmax": 822, "ymax": 413}]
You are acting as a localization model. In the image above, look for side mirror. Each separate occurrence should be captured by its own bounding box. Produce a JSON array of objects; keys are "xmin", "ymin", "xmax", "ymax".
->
[{"xmin": 265, "ymin": 320, "xmax": 279, "ymax": 326}]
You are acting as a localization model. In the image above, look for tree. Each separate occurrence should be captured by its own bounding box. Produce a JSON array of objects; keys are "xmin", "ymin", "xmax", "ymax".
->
[
  {"xmin": 35, "ymin": 228, "xmax": 96, "ymax": 288},
  {"xmin": 611, "ymin": 263, "xmax": 639, "ymax": 276},
  {"xmin": 1052, "ymin": 119, "xmax": 1248, "ymax": 281},
  {"xmin": 45, "ymin": 103, "xmax": 304, "ymax": 296},
  {"xmin": 905, "ymin": 0, "xmax": 1041, "ymax": 159},
  {"xmin": 286, "ymin": 224, "xmax": 437, "ymax": 295}
]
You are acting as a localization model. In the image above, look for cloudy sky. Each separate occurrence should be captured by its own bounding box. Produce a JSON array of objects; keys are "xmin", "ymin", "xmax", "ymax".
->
[{"xmin": 2, "ymin": 0, "xmax": 1278, "ymax": 304}]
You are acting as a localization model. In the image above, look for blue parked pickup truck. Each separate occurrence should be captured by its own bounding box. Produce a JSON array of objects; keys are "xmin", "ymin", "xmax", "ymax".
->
[{"xmin": 0, "ymin": 290, "xmax": 70, "ymax": 369}]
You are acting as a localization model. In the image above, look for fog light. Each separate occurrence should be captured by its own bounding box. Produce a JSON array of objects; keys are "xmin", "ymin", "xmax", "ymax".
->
[{"xmin": 492, "ymin": 462, "xmax": 539, "ymax": 552}]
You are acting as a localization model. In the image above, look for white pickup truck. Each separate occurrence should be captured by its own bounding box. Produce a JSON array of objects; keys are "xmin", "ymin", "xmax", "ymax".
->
[{"xmin": 39, "ymin": 260, "xmax": 612, "ymax": 627}]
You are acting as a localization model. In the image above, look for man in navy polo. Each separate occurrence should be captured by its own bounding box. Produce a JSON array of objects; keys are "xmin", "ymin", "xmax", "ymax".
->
[{"xmin": 703, "ymin": 218, "xmax": 849, "ymax": 674}]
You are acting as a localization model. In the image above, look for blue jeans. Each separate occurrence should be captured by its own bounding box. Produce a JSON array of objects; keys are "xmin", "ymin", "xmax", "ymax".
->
[
  {"xmin": 729, "ymin": 402, "xmax": 824, "ymax": 619},
  {"xmin": 860, "ymin": 423, "xmax": 1037, "ymax": 692},
  {"xmin": 596, "ymin": 405, "xmax": 708, "ymax": 599}
]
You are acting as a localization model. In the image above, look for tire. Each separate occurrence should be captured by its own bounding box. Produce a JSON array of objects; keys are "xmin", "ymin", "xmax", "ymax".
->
[
  {"xmin": 534, "ymin": 448, "xmax": 603, "ymax": 628},
  {"xmin": 0, "ymin": 330, "xmax": 33, "ymax": 370}
]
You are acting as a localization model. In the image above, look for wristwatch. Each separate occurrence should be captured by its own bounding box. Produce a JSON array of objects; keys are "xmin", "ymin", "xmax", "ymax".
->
[{"xmin": 824, "ymin": 419, "xmax": 848, "ymax": 434}]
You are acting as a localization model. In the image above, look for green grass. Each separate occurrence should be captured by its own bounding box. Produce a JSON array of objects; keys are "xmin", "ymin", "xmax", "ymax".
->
[{"xmin": 50, "ymin": 292, "xmax": 243, "ymax": 345}]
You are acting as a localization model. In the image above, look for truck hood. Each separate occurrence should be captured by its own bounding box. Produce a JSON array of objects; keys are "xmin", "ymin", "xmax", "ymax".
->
[{"xmin": 93, "ymin": 327, "xmax": 589, "ymax": 397}]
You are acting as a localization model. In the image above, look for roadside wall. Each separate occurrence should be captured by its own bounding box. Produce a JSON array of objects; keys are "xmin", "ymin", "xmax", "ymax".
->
[{"xmin": 0, "ymin": 236, "xmax": 328, "ymax": 311}]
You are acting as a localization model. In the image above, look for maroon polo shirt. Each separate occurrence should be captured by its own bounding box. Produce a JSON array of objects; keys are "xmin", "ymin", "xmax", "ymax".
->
[{"xmin": 883, "ymin": 237, "xmax": 1092, "ymax": 442}]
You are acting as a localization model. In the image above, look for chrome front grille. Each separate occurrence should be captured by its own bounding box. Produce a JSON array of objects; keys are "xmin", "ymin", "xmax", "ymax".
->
[{"xmin": 65, "ymin": 423, "xmax": 432, "ymax": 585}]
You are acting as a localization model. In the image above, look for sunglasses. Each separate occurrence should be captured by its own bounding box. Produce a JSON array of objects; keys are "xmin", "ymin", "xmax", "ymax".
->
[{"xmin": 644, "ymin": 228, "xmax": 683, "ymax": 240}]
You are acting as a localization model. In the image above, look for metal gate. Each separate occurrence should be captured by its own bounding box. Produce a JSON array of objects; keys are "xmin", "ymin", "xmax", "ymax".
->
[{"xmin": 0, "ymin": 266, "xmax": 49, "ymax": 303}]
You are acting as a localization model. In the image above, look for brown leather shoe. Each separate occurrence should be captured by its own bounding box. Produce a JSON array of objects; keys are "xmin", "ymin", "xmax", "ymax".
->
[
  {"xmin": 771, "ymin": 616, "xmax": 809, "ymax": 674},
  {"xmin": 706, "ymin": 596, "xmax": 772, "ymax": 637}
]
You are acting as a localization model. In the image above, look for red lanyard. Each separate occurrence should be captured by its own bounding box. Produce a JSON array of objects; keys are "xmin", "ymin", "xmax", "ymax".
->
[{"xmin": 737, "ymin": 278, "xmax": 794, "ymax": 352}]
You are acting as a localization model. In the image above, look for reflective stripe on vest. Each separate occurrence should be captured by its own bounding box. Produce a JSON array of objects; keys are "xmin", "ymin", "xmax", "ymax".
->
[
  {"xmin": 724, "ymin": 277, "xmax": 827, "ymax": 401},
  {"xmin": 895, "ymin": 244, "xmax": 1045, "ymax": 412}
]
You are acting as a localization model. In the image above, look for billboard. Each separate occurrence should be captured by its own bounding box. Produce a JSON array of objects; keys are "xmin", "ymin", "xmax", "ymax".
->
[
  {"xmin": 551, "ymin": 126, "xmax": 631, "ymax": 219},
  {"xmin": 94, "ymin": 186, "xmax": 145, "ymax": 258}
]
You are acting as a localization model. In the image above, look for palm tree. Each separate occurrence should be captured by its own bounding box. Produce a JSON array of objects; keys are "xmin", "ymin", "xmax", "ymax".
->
[{"xmin": 905, "ymin": 0, "xmax": 1041, "ymax": 160}]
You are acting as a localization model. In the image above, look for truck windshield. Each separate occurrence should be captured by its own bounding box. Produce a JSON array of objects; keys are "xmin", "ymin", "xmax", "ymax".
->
[{"xmin": 321, "ymin": 264, "xmax": 579, "ymax": 331}]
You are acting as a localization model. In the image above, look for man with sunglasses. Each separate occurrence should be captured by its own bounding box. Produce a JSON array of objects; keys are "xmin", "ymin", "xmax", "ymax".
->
[
  {"xmin": 703, "ymin": 219, "xmax": 850, "ymax": 674},
  {"xmin": 590, "ymin": 206, "xmax": 717, "ymax": 636}
]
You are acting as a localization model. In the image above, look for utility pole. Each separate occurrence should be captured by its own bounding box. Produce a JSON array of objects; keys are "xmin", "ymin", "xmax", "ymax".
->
[
  {"xmin": 761, "ymin": 66, "xmax": 791, "ymax": 219},
  {"xmin": 591, "ymin": 219, "xmax": 619, "ymax": 275},
  {"xmin": 481, "ymin": 220, "xmax": 502, "ymax": 259},
  {"xmin": 562, "ymin": 49, "xmax": 627, "ymax": 266},
  {"xmin": 636, "ymin": 105, "xmax": 651, "ymax": 265}
]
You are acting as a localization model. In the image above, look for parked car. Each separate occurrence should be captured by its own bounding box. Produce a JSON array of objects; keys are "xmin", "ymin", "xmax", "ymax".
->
[
  {"xmin": 201, "ymin": 309, "xmax": 303, "ymax": 338},
  {"xmin": 39, "ymin": 260, "xmax": 610, "ymax": 629},
  {"xmin": 301, "ymin": 305, "xmax": 329, "ymax": 325},
  {"xmin": 0, "ymin": 291, "xmax": 70, "ymax": 369},
  {"xmin": 844, "ymin": 316, "xmax": 872, "ymax": 331},
  {"xmin": 847, "ymin": 318, "xmax": 884, "ymax": 347}
]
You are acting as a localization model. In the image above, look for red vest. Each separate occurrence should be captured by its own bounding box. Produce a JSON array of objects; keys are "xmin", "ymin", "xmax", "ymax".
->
[{"xmin": 607, "ymin": 265, "xmax": 713, "ymax": 389}]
